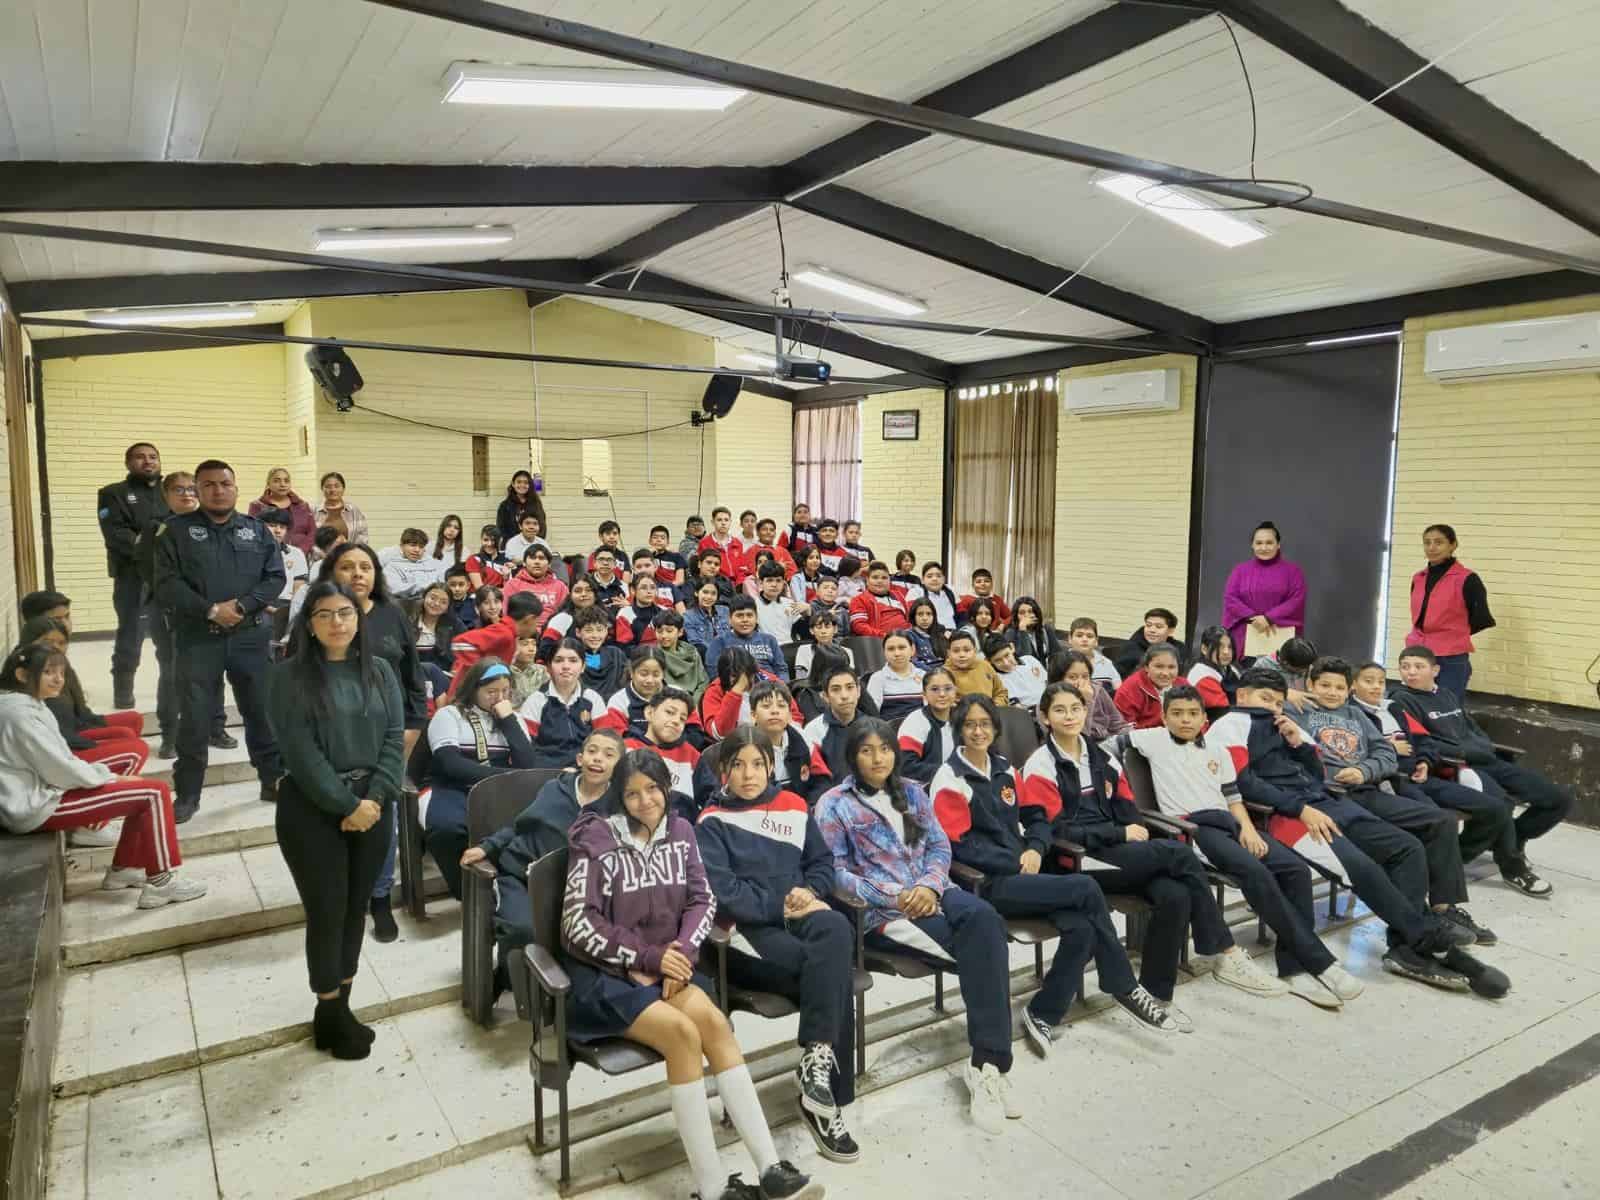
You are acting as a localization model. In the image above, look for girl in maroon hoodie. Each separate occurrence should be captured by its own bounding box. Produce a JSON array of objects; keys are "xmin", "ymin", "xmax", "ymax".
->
[
  {"xmin": 1113, "ymin": 643, "xmax": 1181, "ymax": 730},
  {"xmin": 561, "ymin": 749, "xmax": 821, "ymax": 1200}
]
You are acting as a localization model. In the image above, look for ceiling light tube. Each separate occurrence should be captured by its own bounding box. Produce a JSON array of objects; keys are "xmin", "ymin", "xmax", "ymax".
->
[
  {"xmin": 314, "ymin": 225, "xmax": 515, "ymax": 252},
  {"xmin": 738, "ymin": 351, "xmax": 779, "ymax": 370},
  {"xmin": 85, "ymin": 306, "xmax": 259, "ymax": 326},
  {"xmin": 1304, "ymin": 330, "xmax": 1401, "ymax": 348},
  {"xmin": 791, "ymin": 265, "xmax": 925, "ymax": 316},
  {"xmin": 443, "ymin": 63, "xmax": 744, "ymax": 111},
  {"xmin": 1095, "ymin": 173, "xmax": 1269, "ymax": 249}
]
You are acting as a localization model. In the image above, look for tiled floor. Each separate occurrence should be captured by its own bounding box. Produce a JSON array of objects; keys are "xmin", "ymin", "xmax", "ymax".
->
[{"xmin": 44, "ymin": 827, "xmax": 1600, "ymax": 1200}]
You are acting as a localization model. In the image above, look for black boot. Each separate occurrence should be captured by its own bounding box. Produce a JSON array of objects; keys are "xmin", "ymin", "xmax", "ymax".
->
[
  {"xmin": 369, "ymin": 894, "xmax": 399, "ymax": 944},
  {"xmin": 112, "ymin": 673, "xmax": 136, "ymax": 712},
  {"xmin": 313, "ymin": 997, "xmax": 370, "ymax": 1060},
  {"xmin": 339, "ymin": 982, "xmax": 377, "ymax": 1045}
]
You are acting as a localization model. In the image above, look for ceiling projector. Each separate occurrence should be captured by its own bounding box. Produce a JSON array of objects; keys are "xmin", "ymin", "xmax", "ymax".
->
[{"xmin": 779, "ymin": 356, "xmax": 831, "ymax": 383}]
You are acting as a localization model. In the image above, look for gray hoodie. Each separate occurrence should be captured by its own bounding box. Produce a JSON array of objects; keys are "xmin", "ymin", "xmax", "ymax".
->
[
  {"xmin": 0, "ymin": 692, "xmax": 115, "ymax": 832},
  {"xmin": 1285, "ymin": 699, "xmax": 1397, "ymax": 791}
]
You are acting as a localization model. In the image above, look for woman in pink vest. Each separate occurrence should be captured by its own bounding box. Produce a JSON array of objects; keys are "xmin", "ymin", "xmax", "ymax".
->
[{"xmin": 1408, "ymin": 523, "xmax": 1495, "ymax": 699}]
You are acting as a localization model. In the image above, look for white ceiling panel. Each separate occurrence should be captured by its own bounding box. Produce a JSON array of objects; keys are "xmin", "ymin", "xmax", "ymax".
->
[
  {"xmin": 1347, "ymin": 0, "xmax": 1600, "ymax": 172},
  {"xmin": 0, "ymin": 205, "xmax": 682, "ymax": 283},
  {"xmin": 0, "ymin": 0, "xmax": 1101, "ymax": 166},
  {"xmin": 844, "ymin": 17, "xmax": 1600, "ymax": 322},
  {"xmin": 649, "ymin": 207, "xmax": 1145, "ymax": 363}
]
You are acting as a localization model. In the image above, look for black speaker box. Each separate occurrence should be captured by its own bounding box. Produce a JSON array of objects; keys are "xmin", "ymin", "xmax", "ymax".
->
[{"xmin": 702, "ymin": 373, "xmax": 741, "ymax": 419}]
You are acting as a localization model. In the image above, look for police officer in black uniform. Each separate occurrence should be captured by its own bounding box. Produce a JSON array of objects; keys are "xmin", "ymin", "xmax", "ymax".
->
[
  {"xmin": 97, "ymin": 441, "xmax": 167, "ymax": 709},
  {"xmin": 154, "ymin": 459, "xmax": 284, "ymax": 822}
]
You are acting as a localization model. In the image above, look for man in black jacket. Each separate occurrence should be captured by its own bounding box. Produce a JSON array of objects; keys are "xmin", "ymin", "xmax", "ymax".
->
[{"xmin": 97, "ymin": 442, "xmax": 167, "ymax": 708}]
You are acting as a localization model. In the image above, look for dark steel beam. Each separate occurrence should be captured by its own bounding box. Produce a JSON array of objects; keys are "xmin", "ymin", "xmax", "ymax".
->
[
  {"xmin": 582, "ymin": 3, "xmax": 1205, "ymax": 286},
  {"xmin": 790, "ymin": 373, "xmax": 931, "ymax": 404},
  {"xmin": 11, "ymin": 258, "xmax": 594, "ymax": 312},
  {"xmin": 373, "ymin": 1, "xmax": 1600, "ymax": 276},
  {"xmin": 951, "ymin": 340, "xmax": 1162, "ymax": 386},
  {"xmin": 615, "ymin": 270, "xmax": 953, "ymax": 383},
  {"xmin": 793, "ymin": 186, "xmax": 1210, "ymax": 348},
  {"xmin": 0, "ymin": 162, "xmax": 786, "ymax": 213},
  {"xmin": 1212, "ymin": 270, "xmax": 1600, "ymax": 350},
  {"xmin": 736, "ymin": 377, "xmax": 797, "ymax": 403},
  {"xmin": 1213, "ymin": 0, "xmax": 1600, "ymax": 240},
  {"xmin": 32, "ymin": 323, "xmax": 287, "ymax": 360},
  {"xmin": 588, "ymin": 202, "xmax": 768, "ymax": 281}
]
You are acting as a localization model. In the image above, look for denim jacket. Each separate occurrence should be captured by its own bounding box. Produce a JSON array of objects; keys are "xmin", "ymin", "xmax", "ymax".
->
[
  {"xmin": 814, "ymin": 774, "xmax": 951, "ymax": 932},
  {"xmin": 683, "ymin": 604, "xmax": 731, "ymax": 657}
]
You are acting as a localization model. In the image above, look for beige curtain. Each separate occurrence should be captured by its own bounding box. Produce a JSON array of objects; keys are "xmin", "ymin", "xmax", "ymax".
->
[
  {"xmin": 950, "ymin": 380, "xmax": 1057, "ymax": 610},
  {"xmin": 792, "ymin": 402, "xmax": 861, "ymax": 520}
]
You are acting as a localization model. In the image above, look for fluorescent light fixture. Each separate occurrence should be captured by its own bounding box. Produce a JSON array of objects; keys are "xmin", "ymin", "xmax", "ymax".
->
[
  {"xmin": 86, "ymin": 305, "xmax": 259, "ymax": 326},
  {"xmin": 738, "ymin": 352, "xmax": 779, "ymax": 370},
  {"xmin": 791, "ymin": 265, "xmax": 925, "ymax": 316},
  {"xmin": 314, "ymin": 225, "xmax": 515, "ymax": 252},
  {"xmin": 1305, "ymin": 330, "xmax": 1401, "ymax": 348},
  {"xmin": 1095, "ymin": 173, "xmax": 1269, "ymax": 248},
  {"xmin": 443, "ymin": 62, "xmax": 744, "ymax": 111}
]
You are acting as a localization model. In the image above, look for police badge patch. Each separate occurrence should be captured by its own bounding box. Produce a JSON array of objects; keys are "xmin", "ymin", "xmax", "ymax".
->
[
  {"xmin": 189, "ymin": 526, "xmax": 209, "ymax": 542},
  {"xmin": 234, "ymin": 526, "xmax": 257, "ymax": 542}
]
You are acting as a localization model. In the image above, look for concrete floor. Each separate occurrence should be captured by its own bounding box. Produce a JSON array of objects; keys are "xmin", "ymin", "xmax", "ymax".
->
[{"xmin": 46, "ymin": 639, "xmax": 1600, "ymax": 1200}]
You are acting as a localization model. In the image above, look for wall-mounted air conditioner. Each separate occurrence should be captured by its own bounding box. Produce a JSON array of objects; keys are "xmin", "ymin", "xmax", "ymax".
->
[
  {"xmin": 1063, "ymin": 367, "xmax": 1180, "ymax": 416},
  {"xmin": 1422, "ymin": 312, "xmax": 1600, "ymax": 382}
]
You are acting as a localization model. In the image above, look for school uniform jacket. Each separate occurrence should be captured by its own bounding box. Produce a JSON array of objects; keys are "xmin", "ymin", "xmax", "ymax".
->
[
  {"xmin": 449, "ymin": 617, "xmax": 519, "ymax": 689},
  {"xmin": 698, "ymin": 677, "xmax": 803, "ymax": 739},
  {"xmin": 698, "ymin": 533, "xmax": 750, "ymax": 584},
  {"xmin": 778, "ymin": 522, "xmax": 818, "ymax": 556},
  {"xmin": 803, "ymin": 709, "xmax": 864, "ymax": 780},
  {"xmin": 424, "ymin": 703, "xmax": 538, "ymax": 793},
  {"xmin": 957, "ymin": 593, "xmax": 1011, "ymax": 627},
  {"xmin": 518, "ymin": 683, "xmax": 608, "ymax": 769},
  {"xmin": 624, "ymin": 734, "xmax": 702, "ymax": 818},
  {"xmin": 866, "ymin": 665, "xmax": 925, "ymax": 723},
  {"xmin": 465, "ymin": 551, "xmax": 512, "ymax": 588},
  {"xmin": 1387, "ymin": 684, "xmax": 1498, "ymax": 766},
  {"xmin": 614, "ymin": 600, "xmax": 670, "ymax": 647},
  {"xmin": 1207, "ymin": 708, "xmax": 1324, "ymax": 817},
  {"xmin": 1019, "ymin": 737, "xmax": 1132, "ymax": 853},
  {"xmin": 897, "ymin": 705, "xmax": 954, "ymax": 786},
  {"xmin": 931, "ymin": 750, "xmax": 1045, "ymax": 877},
  {"xmin": 1185, "ymin": 663, "xmax": 1233, "ymax": 715},
  {"xmin": 691, "ymin": 725, "xmax": 829, "ymax": 816},
  {"xmin": 696, "ymin": 785, "xmax": 835, "ymax": 928},
  {"xmin": 847, "ymin": 589, "xmax": 910, "ymax": 637},
  {"xmin": 814, "ymin": 775, "xmax": 950, "ymax": 932},
  {"xmin": 1113, "ymin": 668, "xmax": 1165, "ymax": 730},
  {"xmin": 479, "ymin": 772, "xmax": 586, "ymax": 886}
]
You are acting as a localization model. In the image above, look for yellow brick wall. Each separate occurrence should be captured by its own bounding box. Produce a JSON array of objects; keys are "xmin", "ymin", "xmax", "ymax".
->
[
  {"xmin": 282, "ymin": 303, "xmax": 318, "ymax": 492},
  {"xmin": 42, "ymin": 344, "xmax": 287, "ymax": 631},
  {"xmin": 1387, "ymin": 294, "xmax": 1600, "ymax": 708},
  {"xmin": 861, "ymin": 388, "xmax": 945, "ymax": 564},
  {"xmin": 713, "ymin": 389, "xmax": 793, "ymax": 525},
  {"xmin": 1054, "ymin": 354, "xmax": 1197, "ymax": 635}
]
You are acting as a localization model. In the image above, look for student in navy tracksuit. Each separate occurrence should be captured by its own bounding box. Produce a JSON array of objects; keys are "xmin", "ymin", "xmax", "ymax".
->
[
  {"xmin": 896, "ymin": 667, "xmax": 959, "ymax": 786},
  {"xmin": 696, "ymin": 729, "xmax": 861, "ymax": 1164},
  {"xmin": 930, "ymin": 694, "xmax": 1175, "ymax": 1052},
  {"xmin": 694, "ymin": 681, "xmax": 831, "ymax": 814},
  {"xmin": 422, "ymin": 657, "xmax": 538, "ymax": 898},
  {"xmin": 802, "ymin": 665, "xmax": 868, "ymax": 779},
  {"xmin": 516, "ymin": 639, "xmax": 609, "ymax": 769}
]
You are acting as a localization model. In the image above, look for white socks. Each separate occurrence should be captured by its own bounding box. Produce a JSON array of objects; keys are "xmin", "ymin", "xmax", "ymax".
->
[
  {"xmin": 716, "ymin": 1064, "xmax": 779, "ymax": 1174},
  {"xmin": 670, "ymin": 1081, "xmax": 725, "ymax": 1200}
]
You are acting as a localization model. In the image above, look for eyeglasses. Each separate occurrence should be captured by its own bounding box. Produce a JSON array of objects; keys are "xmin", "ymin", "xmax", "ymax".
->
[
  {"xmin": 926, "ymin": 684, "xmax": 957, "ymax": 696},
  {"xmin": 962, "ymin": 719, "xmax": 995, "ymax": 733},
  {"xmin": 310, "ymin": 606, "xmax": 359, "ymax": 623},
  {"xmin": 170, "ymin": 486, "xmax": 199, "ymax": 496}
]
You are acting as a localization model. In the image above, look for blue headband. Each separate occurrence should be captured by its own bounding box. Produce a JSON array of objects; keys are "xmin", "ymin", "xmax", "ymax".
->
[{"xmin": 479, "ymin": 664, "xmax": 511, "ymax": 682}]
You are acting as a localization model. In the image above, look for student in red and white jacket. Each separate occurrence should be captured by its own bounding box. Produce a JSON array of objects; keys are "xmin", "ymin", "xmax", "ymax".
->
[
  {"xmin": 957, "ymin": 569, "xmax": 1011, "ymax": 628},
  {"xmin": 777, "ymin": 504, "xmax": 818, "ymax": 558},
  {"xmin": 813, "ymin": 519, "xmax": 848, "ymax": 575},
  {"xmin": 448, "ymin": 592, "xmax": 544, "ymax": 695},
  {"xmin": 622, "ymin": 686, "xmax": 702, "ymax": 818},
  {"xmin": 897, "ymin": 667, "xmax": 959, "ymax": 786},
  {"xmin": 847, "ymin": 563, "xmax": 910, "ymax": 638},
  {"xmin": 930, "ymin": 693, "xmax": 1177, "ymax": 1052},
  {"xmin": 1113, "ymin": 642, "xmax": 1183, "ymax": 730},
  {"xmin": 698, "ymin": 506, "xmax": 749, "ymax": 585},
  {"xmin": 752, "ymin": 518, "xmax": 799, "ymax": 580},
  {"xmin": 699, "ymin": 649, "xmax": 803, "ymax": 739},
  {"xmin": 614, "ymin": 574, "xmax": 672, "ymax": 647}
]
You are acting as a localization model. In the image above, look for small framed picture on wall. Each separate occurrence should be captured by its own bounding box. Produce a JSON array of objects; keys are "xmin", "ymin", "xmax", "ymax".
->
[{"xmin": 882, "ymin": 409, "xmax": 920, "ymax": 441}]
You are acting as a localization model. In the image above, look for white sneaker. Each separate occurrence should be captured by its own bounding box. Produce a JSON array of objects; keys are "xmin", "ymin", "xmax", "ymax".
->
[
  {"xmin": 963, "ymin": 1063, "xmax": 1007, "ymax": 1135},
  {"xmin": 1287, "ymin": 974, "xmax": 1343, "ymax": 1011},
  {"xmin": 995, "ymin": 1069, "xmax": 1023, "ymax": 1120},
  {"xmin": 1316, "ymin": 962, "xmax": 1365, "ymax": 1002},
  {"xmin": 70, "ymin": 822, "xmax": 122, "ymax": 848},
  {"xmin": 137, "ymin": 875, "xmax": 209, "ymax": 909},
  {"xmin": 101, "ymin": 866, "xmax": 146, "ymax": 891},
  {"xmin": 1213, "ymin": 946, "xmax": 1290, "ymax": 997},
  {"xmin": 1166, "ymin": 1002, "xmax": 1195, "ymax": 1034}
]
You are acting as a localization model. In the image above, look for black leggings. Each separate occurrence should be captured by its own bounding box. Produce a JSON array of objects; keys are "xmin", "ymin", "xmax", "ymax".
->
[{"xmin": 276, "ymin": 775, "xmax": 395, "ymax": 995}]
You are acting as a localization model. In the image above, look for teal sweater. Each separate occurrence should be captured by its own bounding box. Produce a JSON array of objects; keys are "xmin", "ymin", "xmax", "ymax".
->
[{"xmin": 266, "ymin": 656, "xmax": 405, "ymax": 817}]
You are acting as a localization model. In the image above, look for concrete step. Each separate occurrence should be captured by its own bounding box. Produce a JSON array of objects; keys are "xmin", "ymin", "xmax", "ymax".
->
[
  {"xmin": 63, "ymin": 779, "xmax": 274, "ymax": 875},
  {"xmin": 138, "ymin": 705, "xmax": 243, "ymax": 738},
  {"xmin": 60, "ymin": 844, "xmax": 446, "ymax": 966},
  {"xmin": 137, "ymin": 734, "xmax": 259, "ymax": 790}
]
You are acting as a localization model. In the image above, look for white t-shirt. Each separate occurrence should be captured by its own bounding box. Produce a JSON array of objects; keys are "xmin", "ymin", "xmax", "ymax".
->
[
  {"xmin": 504, "ymin": 534, "xmax": 553, "ymax": 563},
  {"xmin": 860, "ymin": 786, "xmax": 906, "ymax": 846},
  {"xmin": 998, "ymin": 655, "xmax": 1048, "ymax": 709},
  {"xmin": 277, "ymin": 544, "xmax": 309, "ymax": 601},
  {"xmin": 755, "ymin": 594, "xmax": 797, "ymax": 644}
]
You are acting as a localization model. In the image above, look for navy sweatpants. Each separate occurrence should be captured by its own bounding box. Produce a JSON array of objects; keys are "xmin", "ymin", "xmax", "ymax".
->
[
  {"xmin": 1410, "ymin": 775, "xmax": 1514, "ymax": 868},
  {"xmin": 1348, "ymin": 785, "xmax": 1468, "ymax": 906},
  {"xmin": 865, "ymin": 886, "xmax": 1013, "ymax": 1072},
  {"xmin": 1307, "ymin": 795, "xmax": 1430, "ymax": 949},
  {"xmin": 986, "ymin": 871, "xmax": 1137, "ymax": 1024},
  {"xmin": 1469, "ymin": 759, "xmax": 1572, "ymax": 863},
  {"xmin": 727, "ymin": 910, "xmax": 856, "ymax": 1105},
  {"xmin": 1190, "ymin": 824, "xmax": 1335, "ymax": 979}
]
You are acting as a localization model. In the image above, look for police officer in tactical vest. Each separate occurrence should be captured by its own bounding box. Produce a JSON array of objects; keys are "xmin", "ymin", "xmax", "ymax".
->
[
  {"xmin": 97, "ymin": 441, "xmax": 167, "ymax": 709},
  {"xmin": 154, "ymin": 459, "xmax": 284, "ymax": 822}
]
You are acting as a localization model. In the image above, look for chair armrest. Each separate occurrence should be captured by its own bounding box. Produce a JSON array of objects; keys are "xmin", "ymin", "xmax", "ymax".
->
[
  {"xmin": 1050, "ymin": 837, "xmax": 1087, "ymax": 858},
  {"xmin": 524, "ymin": 944, "xmax": 571, "ymax": 996},
  {"xmin": 706, "ymin": 925, "xmax": 733, "ymax": 946},
  {"xmin": 465, "ymin": 859, "xmax": 496, "ymax": 882},
  {"xmin": 1139, "ymin": 811, "xmax": 1198, "ymax": 837},
  {"xmin": 1244, "ymin": 801, "xmax": 1273, "ymax": 819},
  {"xmin": 831, "ymin": 887, "xmax": 867, "ymax": 909},
  {"xmin": 1439, "ymin": 754, "xmax": 1466, "ymax": 767},
  {"xmin": 1493, "ymin": 742, "xmax": 1525, "ymax": 761},
  {"xmin": 948, "ymin": 862, "xmax": 986, "ymax": 887}
]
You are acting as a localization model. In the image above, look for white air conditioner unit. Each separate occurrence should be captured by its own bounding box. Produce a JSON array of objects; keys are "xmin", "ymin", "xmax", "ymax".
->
[
  {"xmin": 1063, "ymin": 367, "xmax": 1180, "ymax": 416},
  {"xmin": 1423, "ymin": 312, "xmax": 1600, "ymax": 383}
]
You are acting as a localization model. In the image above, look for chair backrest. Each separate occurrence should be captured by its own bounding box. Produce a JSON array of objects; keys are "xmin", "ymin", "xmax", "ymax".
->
[
  {"xmin": 466, "ymin": 768, "xmax": 565, "ymax": 845},
  {"xmin": 405, "ymin": 735, "xmax": 433, "ymax": 788},
  {"xmin": 527, "ymin": 846, "xmax": 570, "ymax": 956},
  {"xmin": 843, "ymin": 636, "xmax": 886, "ymax": 677},
  {"xmin": 1121, "ymin": 746, "xmax": 1159, "ymax": 813},
  {"xmin": 995, "ymin": 705, "xmax": 1041, "ymax": 769},
  {"xmin": 781, "ymin": 640, "xmax": 801, "ymax": 674}
]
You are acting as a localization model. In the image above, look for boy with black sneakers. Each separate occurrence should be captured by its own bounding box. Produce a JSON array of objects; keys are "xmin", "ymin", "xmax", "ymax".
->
[
  {"xmin": 1351, "ymin": 661, "xmax": 1513, "ymax": 905},
  {"xmin": 696, "ymin": 729, "xmax": 861, "ymax": 1165},
  {"xmin": 1103, "ymin": 687, "xmax": 1359, "ymax": 1012},
  {"xmin": 1289, "ymin": 657, "xmax": 1490, "ymax": 945},
  {"xmin": 1392, "ymin": 646, "xmax": 1570, "ymax": 898},
  {"xmin": 1213, "ymin": 670, "xmax": 1508, "ymax": 999}
]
